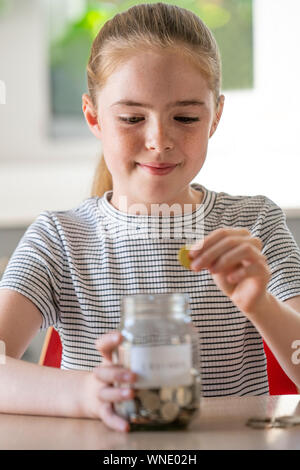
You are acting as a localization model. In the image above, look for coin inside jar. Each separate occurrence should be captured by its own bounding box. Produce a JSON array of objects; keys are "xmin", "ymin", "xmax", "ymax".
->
[
  {"xmin": 114, "ymin": 383, "xmax": 200, "ymax": 430},
  {"xmin": 139, "ymin": 390, "xmax": 161, "ymax": 412},
  {"xmin": 176, "ymin": 387, "xmax": 193, "ymax": 407},
  {"xmin": 161, "ymin": 402, "xmax": 180, "ymax": 422},
  {"xmin": 159, "ymin": 387, "xmax": 175, "ymax": 402},
  {"xmin": 127, "ymin": 400, "xmax": 139, "ymax": 416}
]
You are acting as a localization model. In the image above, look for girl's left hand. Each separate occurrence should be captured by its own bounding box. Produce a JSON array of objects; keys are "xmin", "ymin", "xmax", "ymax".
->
[{"xmin": 188, "ymin": 228, "xmax": 271, "ymax": 315}]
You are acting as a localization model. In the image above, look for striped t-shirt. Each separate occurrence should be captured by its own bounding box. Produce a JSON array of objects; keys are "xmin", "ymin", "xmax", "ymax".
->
[{"xmin": 1, "ymin": 182, "xmax": 300, "ymax": 397}]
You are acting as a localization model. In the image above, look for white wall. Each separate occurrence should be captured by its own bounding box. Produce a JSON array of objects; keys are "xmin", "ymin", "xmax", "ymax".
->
[
  {"xmin": 199, "ymin": 0, "xmax": 300, "ymax": 211},
  {"xmin": 0, "ymin": 0, "xmax": 99, "ymax": 226},
  {"xmin": 0, "ymin": 0, "xmax": 299, "ymax": 227}
]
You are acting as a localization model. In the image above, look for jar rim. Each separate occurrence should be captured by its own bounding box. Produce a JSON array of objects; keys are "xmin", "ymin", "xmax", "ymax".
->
[
  {"xmin": 121, "ymin": 293, "xmax": 190, "ymax": 315},
  {"xmin": 122, "ymin": 292, "xmax": 189, "ymax": 302}
]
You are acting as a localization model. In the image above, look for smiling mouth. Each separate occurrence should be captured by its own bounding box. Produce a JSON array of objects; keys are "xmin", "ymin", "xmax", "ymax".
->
[
  {"xmin": 136, "ymin": 162, "xmax": 178, "ymax": 167},
  {"xmin": 136, "ymin": 163, "xmax": 178, "ymax": 175}
]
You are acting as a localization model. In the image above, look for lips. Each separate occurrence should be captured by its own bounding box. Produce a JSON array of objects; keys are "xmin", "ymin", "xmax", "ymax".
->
[
  {"xmin": 141, "ymin": 163, "xmax": 177, "ymax": 169},
  {"xmin": 137, "ymin": 163, "xmax": 177, "ymax": 176}
]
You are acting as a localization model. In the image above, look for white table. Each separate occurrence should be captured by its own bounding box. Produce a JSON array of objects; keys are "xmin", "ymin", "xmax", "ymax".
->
[{"xmin": 0, "ymin": 395, "xmax": 300, "ymax": 450}]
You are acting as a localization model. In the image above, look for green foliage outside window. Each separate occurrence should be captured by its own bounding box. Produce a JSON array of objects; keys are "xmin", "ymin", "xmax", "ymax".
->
[{"xmin": 50, "ymin": 0, "xmax": 253, "ymax": 116}]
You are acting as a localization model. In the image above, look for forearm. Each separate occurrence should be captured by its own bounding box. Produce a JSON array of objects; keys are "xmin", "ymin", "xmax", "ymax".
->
[
  {"xmin": 0, "ymin": 356, "xmax": 89, "ymax": 418},
  {"xmin": 248, "ymin": 293, "xmax": 300, "ymax": 388}
]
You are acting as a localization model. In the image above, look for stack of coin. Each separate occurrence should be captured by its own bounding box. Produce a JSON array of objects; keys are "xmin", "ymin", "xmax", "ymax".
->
[
  {"xmin": 246, "ymin": 415, "xmax": 300, "ymax": 429},
  {"xmin": 114, "ymin": 368, "xmax": 201, "ymax": 431}
]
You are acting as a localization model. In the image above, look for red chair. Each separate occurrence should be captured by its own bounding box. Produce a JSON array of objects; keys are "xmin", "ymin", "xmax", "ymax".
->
[
  {"xmin": 263, "ymin": 340, "xmax": 298, "ymax": 394},
  {"xmin": 39, "ymin": 327, "xmax": 298, "ymax": 394},
  {"xmin": 38, "ymin": 326, "xmax": 62, "ymax": 367}
]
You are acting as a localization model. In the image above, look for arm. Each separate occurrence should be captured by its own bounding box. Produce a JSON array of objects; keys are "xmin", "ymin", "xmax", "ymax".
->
[
  {"xmin": 0, "ymin": 289, "xmax": 136, "ymax": 430},
  {"xmin": 0, "ymin": 289, "xmax": 88, "ymax": 417},
  {"xmin": 189, "ymin": 227, "xmax": 300, "ymax": 388},
  {"xmin": 2, "ymin": 356, "xmax": 88, "ymax": 417}
]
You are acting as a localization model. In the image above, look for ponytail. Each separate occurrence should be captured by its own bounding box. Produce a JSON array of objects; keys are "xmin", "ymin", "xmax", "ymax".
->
[{"xmin": 90, "ymin": 154, "xmax": 113, "ymax": 197}]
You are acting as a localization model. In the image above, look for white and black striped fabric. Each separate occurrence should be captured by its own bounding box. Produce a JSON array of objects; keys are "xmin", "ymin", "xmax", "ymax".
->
[{"xmin": 1, "ymin": 182, "xmax": 300, "ymax": 396}]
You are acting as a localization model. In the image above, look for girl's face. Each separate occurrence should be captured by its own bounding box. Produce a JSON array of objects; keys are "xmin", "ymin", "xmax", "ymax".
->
[{"xmin": 83, "ymin": 49, "xmax": 224, "ymax": 212}]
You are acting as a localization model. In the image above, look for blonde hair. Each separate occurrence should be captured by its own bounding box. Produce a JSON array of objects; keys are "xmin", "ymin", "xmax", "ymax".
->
[{"xmin": 87, "ymin": 2, "xmax": 222, "ymax": 197}]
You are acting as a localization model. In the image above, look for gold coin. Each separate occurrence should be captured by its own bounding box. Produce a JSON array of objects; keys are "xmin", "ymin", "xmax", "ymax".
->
[{"xmin": 178, "ymin": 246, "xmax": 192, "ymax": 269}]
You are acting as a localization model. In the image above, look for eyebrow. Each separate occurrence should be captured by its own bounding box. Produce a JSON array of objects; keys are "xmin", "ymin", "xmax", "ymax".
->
[{"xmin": 111, "ymin": 99, "xmax": 206, "ymax": 109}]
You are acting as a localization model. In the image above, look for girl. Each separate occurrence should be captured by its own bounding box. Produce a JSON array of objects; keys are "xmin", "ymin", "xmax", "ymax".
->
[{"xmin": 1, "ymin": 2, "xmax": 300, "ymax": 433}]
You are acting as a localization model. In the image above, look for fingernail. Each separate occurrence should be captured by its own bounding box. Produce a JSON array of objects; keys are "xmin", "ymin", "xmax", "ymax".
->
[
  {"xmin": 109, "ymin": 332, "xmax": 121, "ymax": 344},
  {"xmin": 122, "ymin": 371, "xmax": 134, "ymax": 381},
  {"xmin": 190, "ymin": 259, "xmax": 201, "ymax": 270},
  {"xmin": 188, "ymin": 250, "xmax": 197, "ymax": 259}
]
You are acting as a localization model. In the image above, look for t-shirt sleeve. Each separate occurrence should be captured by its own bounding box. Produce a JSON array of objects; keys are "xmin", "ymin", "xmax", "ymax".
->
[
  {"xmin": 0, "ymin": 211, "xmax": 64, "ymax": 330},
  {"xmin": 252, "ymin": 197, "xmax": 300, "ymax": 302}
]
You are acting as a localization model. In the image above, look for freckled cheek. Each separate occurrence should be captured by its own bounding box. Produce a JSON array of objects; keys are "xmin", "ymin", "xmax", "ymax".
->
[
  {"xmin": 114, "ymin": 128, "xmax": 138, "ymax": 147},
  {"xmin": 118, "ymin": 133, "xmax": 144, "ymax": 163},
  {"xmin": 178, "ymin": 133, "xmax": 204, "ymax": 159},
  {"xmin": 178, "ymin": 132, "xmax": 209, "ymax": 171},
  {"xmin": 107, "ymin": 135, "xmax": 140, "ymax": 172}
]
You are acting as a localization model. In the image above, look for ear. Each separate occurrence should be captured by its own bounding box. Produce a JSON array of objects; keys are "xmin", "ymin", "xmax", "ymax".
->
[
  {"xmin": 209, "ymin": 94, "xmax": 225, "ymax": 138},
  {"xmin": 82, "ymin": 93, "xmax": 102, "ymax": 139}
]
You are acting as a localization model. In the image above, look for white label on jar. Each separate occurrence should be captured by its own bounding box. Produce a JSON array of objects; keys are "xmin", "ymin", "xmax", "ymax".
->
[{"xmin": 128, "ymin": 344, "xmax": 192, "ymax": 389}]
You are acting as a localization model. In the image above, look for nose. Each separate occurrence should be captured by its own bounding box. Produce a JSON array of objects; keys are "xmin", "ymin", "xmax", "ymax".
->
[{"xmin": 145, "ymin": 119, "xmax": 174, "ymax": 152}]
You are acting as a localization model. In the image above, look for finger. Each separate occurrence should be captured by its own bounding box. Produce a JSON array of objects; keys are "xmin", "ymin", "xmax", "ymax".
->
[
  {"xmin": 209, "ymin": 243, "xmax": 264, "ymax": 274},
  {"xmin": 190, "ymin": 236, "xmax": 255, "ymax": 271},
  {"xmin": 226, "ymin": 264, "xmax": 251, "ymax": 283},
  {"xmin": 98, "ymin": 385, "xmax": 135, "ymax": 403},
  {"xmin": 251, "ymin": 236, "xmax": 263, "ymax": 251},
  {"xmin": 100, "ymin": 403, "xmax": 130, "ymax": 432},
  {"xmin": 190, "ymin": 236, "xmax": 248, "ymax": 270},
  {"xmin": 93, "ymin": 365, "xmax": 137, "ymax": 385},
  {"xmin": 102, "ymin": 356, "xmax": 113, "ymax": 366},
  {"xmin": 95, "ymin": 331, "xmax": 123, "ymax": 361},
  {"xmin": 226, "ymin": 258, "xmax": 270, "ymax": 283},
  {"xmin": 189, "ymin": 228, "xmax": 251, "ymax": 259}
]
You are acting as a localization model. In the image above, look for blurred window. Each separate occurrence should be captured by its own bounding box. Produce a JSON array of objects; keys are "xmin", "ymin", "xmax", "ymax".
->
[{"xmin": 47, "ymin": 0, "xmax": 253, "ymax": 135}]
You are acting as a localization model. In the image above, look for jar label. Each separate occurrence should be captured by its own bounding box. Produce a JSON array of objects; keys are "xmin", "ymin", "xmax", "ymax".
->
[{"xmin": 122, "ymin": 344, "xmax": 193, "ymax": 389}]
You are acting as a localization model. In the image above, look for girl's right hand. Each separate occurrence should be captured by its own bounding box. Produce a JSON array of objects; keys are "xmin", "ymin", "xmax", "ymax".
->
[{"xmin": 81, "ymin": 331, "xmax": 137, "ymax": 432}]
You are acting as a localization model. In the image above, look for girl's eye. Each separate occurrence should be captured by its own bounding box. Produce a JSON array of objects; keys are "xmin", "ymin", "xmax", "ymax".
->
[
  {"xmin": 175, "ymin": 117, "xmax": 200, "ymax": 123},
  {"xmin": 118, "ymin": 117, "xmax": 200, "ymax": 125},
  {"xmin": 119, "ymin": 117, "xmax": 144, "ymax": 124}
]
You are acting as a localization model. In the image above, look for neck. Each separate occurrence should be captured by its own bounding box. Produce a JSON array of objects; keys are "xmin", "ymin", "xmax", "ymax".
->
[{"xmin": 109, "ymin": 186, "xmax": 204, "ymax": 216}]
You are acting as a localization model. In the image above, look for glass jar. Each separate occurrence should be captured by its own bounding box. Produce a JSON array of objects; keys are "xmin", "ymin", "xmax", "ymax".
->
[{"xmin": 113, "ymin": 293, "xmax": 201, "ymax": 431}]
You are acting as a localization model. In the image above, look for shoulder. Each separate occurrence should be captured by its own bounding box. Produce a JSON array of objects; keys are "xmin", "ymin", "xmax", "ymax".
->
[
  {"xmin": 215, "ymin": 189, "xmax": 271, "ymax": 212},
  {"xmin": 196, "ymin": 183, "xmax": 283, "ymax": 228},
  {"xmin": 24, "ymin": 197, "xmax": 101, "ymax": 249},
  {"xmin": 32, "ymin": 197, "xmax": 100, "ymax": 230}
]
